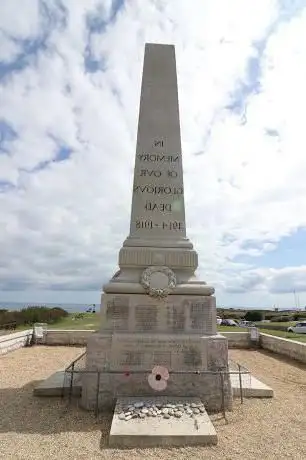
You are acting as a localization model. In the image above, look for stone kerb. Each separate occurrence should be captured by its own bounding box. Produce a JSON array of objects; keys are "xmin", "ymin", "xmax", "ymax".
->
[
  {"xmin": 222, "ymin": 332, "xmax": 250, "ymax": 348},
  {"xmin": 44, "ymin": 329, "xmax": 94, "ymax": 346},
  {"xmin": 260, "ymin": 333, "xmax": 306, "ymax": 364},
  {"xmin": 0, "ymin": 329, "xmax": 33, "ymax": 355}
]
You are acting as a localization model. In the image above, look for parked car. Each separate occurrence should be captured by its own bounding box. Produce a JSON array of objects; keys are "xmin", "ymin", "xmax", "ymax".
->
[
  {"xmin": 216, "ymin": 316, "xmax": 222, "ymax": 325},
  {"xmin": 221, "ymin": 319, "xmax": 239, "ymax": 326},
  {"xmin": 239, "ymin": 320, "xmax": 255, "ymax": 328},
  {"xmin": 287, "ymin": 322, "xmax": 306, "ymax": 334}
]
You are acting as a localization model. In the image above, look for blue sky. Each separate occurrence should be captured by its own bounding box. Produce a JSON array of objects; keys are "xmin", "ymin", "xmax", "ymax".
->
[
  {"xmin": 235, "ymin": 228, "xmax": 306, "ymax": 270},
  {"xmin": 1, "ymin": 0, "xmax": 306, "ymax": 308}
]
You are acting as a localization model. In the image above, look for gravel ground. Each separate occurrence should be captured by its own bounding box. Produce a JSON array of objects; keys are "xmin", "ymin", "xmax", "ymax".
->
[{"xmin": 1, "ymin": 346, "xmax": 306, "ymax": 460}]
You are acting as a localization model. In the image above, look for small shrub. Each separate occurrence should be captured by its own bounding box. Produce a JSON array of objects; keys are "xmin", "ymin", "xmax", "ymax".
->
[
  {"xmin": 263, "ymin": 313, "xmax": 280, "ymax": 320},
  {"xmin": 223, "ymin": 312, "xmax": 244, "ymax": 320},
  {"xmin": 245, "ymin": 310, "xmax": 263, "ymax": 322},
  {"xmin": 293, "ymin": 312, "xmax": 306, "ymax": 321},
  {"xmin": 274, "ymin": 315, "xmax": 294, "ymax": 322},
  {"xmin": 74, "ymin": 313, "xmax": 85, "ymax": 320}
]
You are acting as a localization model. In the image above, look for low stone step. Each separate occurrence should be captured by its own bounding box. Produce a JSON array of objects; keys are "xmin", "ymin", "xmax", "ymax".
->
[
  {"xmin": 230, "ymin": 373, "xmax": 274, "ymax": 398},
  {"xmin": 109, "ymin": 396, "xmax": 217, "ymax": 448},
  {"xmin": 33, "ymin": 371, "xmax": 81, "ymax": 396}
]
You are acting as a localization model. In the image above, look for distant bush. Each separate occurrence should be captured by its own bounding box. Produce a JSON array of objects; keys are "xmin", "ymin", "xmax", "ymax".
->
[
  {"xmin": 263, "ymin": 313, "xmax": 280, "ymax": 320},
  {"xmin": 273, "ymin": 315, "xmax": 294, "ymax": 322},
  {"xmin": 293, "ymin": 312, "xmax": 306, "ymax": 321},
  {"xmin": 217, "ymin": 308, "xmax": 245, "ymax": 320},
  {"xmin": 73, "ymin": 313, "xmax": 85, "ymax": 320},
  {"xmin": 222, "ymin": 311, "xmax": 244, "ymax": 320},
  {"xmin": 0, "ymin": 306, "xmax": 68, "ymax": 328},
  {"xmin": 245, "ymin": 310, "xmax": 263, "ymax": 322}
]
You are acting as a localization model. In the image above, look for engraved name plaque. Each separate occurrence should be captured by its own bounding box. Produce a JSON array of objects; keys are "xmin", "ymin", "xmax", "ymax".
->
[
  {"xmin": 190, "ymin": 301, "xmax": 212, "ymax": 332},
  {"xmin": 106, "ymin": 298, "xmax": 129, "ymax": 331},
  {"xmin": 135, "ymin": 305, "xmax": 158, "ymax": 331},
  {"xmin": 167, "ymin": 304, "xmax": 185, "ymax": 332}
]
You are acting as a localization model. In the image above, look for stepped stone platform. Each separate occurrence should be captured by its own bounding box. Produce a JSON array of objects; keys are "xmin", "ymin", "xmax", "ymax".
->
[
  {"xmin": 33, "ymin": 371, "xmax": 81, "ymax": 396},
  {"xmin": 230, "ymin": 374, "xmax": 274, "ymax": 398},
  {"xmin": 33, "ymin": 368, "xmax": 273, "ymax": 399},
  {"xmin": 109, "ymin": 396, "xmax": 217, "ymax": 447}
]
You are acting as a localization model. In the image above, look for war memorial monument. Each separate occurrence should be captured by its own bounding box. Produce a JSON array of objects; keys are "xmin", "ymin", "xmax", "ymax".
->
[
  {"xmin": 32, "ymin": 43, "xmax": 273, "ymax": 448},
  {"xmin": 80, "ymin": 43, "xmax": 232, "ymax": 444}
]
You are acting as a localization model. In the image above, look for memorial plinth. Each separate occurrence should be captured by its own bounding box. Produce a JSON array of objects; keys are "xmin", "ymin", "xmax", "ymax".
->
[{"xmin": 82, "ymin": 43, "xmax": 232, "ymax": 413}]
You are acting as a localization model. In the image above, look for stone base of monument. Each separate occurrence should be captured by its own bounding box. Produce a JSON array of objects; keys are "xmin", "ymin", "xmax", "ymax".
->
[
  {"xmin": 33, "ymin": 367, "xmax": 274, "ymax": 400},
  {"xmin": 81, "ymin": 331, "xmax": 233, "ymax": 413},
  {"xmin": 109, "ymin": 396, "xmax": 217, "ymax": 447}
]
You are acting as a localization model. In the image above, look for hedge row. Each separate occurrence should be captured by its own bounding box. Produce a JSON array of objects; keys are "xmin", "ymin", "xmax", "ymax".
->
[
  {"xmin": 217, "ymin": 309, "xmax": 306, "ymax": 322},
  {"xmin": 0, "ymin": 306, "xmax": 69, "ymax": 328}
]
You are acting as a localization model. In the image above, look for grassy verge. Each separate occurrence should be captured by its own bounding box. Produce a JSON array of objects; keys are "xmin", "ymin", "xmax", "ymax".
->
[
  {"xmin": 260, "ymin": 328, "xmax": 306, "ymax": 343},
  {"xmin": 255, "ymin": 321, "xmax": 296, "ymax": 327},
  {"xmin": 46, "ymin": 313, "xmax": 101, "ymax": 329},
  {"xmin": 11, "ymin": 313, "xmax": 101, "ymax": 331}
]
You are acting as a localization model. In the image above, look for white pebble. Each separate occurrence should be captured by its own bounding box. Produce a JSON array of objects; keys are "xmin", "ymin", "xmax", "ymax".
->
[{"xmin": 134, "ymin": 402, "xmax": 144, "ymax": 409}]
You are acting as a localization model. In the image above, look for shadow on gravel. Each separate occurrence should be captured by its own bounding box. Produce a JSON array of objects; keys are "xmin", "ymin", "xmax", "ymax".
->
[{"xmin": 0, "ymin": 381, "xmax": 112, "ymax": 439}]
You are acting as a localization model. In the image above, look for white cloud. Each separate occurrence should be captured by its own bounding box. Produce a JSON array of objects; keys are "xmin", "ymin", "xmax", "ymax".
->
[
  {"xmin": 0, "ymin": 31, "xmax": 21, "ymax": 63},
  {"xmin": 1, "ymin": 0, "xmax": 306, "ymax": 307},
  {"xmin": 0, "ymin": 0, "xmax": 41, "ymax": 39}
]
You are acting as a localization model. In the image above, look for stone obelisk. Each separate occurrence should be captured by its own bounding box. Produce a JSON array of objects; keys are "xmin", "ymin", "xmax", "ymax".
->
[
  {"xmin": 82, "ymin": 43, "xmax": 232, "ymax": 412},
  {"xmin": 103, "ymin": 43, "xmax": 212, "ymax": 293}
]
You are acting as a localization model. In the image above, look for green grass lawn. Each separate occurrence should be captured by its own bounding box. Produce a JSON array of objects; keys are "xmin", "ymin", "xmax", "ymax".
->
[
  {"xmin": 12, "ymin": 313, "xmax": 101, "ymax": 331},
  {"xmin": 49, "ymin": 313, "xmax": 101, "ymax": 329},
  {"xmin": 260, "ymin": 328, "xmax": 306, "ymax": 343},
  {"xmin": 256, "ymin": 321, "xmax": 296, "ymax": 327}
]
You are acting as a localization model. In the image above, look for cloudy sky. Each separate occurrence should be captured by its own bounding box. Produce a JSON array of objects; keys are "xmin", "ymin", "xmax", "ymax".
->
[{"xmin": 1, "ymin": 0, "xmax": 306, "ymax": 309}]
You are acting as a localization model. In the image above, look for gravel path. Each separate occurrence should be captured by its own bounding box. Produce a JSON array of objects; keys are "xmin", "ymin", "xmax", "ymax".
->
[{"xmin": 1, "ymin": 346, "xmax": 306, "ymax": 460}]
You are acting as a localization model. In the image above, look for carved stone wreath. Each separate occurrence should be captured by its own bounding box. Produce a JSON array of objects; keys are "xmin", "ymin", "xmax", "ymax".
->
[{"xmin": 140, "ymin": 266, "xmax": 176, "ymax": 298}]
